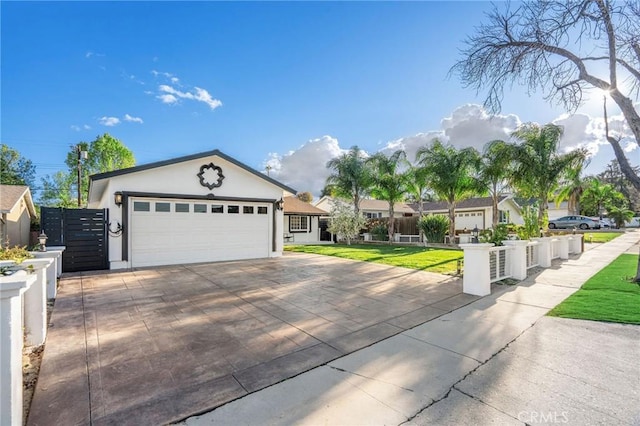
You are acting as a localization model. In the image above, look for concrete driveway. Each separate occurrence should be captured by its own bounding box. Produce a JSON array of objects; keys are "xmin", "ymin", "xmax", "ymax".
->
[{"xmin": 28, "ymin": 252, "xmax": 476, "ymax": 425}]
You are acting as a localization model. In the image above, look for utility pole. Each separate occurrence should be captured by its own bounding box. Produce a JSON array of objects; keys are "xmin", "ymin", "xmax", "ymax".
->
[
  {"xmin": 265, "ymin": 165, "xmax": 272, "ymax": 176},
  {"xmin": 76, "ymin": 144, "xmax": 88, "ymax": 207}
]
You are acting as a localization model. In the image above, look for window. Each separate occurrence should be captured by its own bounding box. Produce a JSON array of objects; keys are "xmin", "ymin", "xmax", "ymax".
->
[
  {"xmin": 211, "ymin": 204, "xmax": 224, "ymax": 213},
  {"xmin": 175, "ymin": 203, "xmax": 190, "ymax": 213},
  {"xmin": 365, "ymin": 212, "xmax": 382, "ymax": 219},
  {"xmin": 290, "ymin": 215, "xmax": 308, "ymax": 232},
  {"xmin": 155, "ymin": 202, "xmax": 170, "ymax": 212},
  {"xmin": 499, "ymin": 210, "xmax": 509, "ymax": 223},
  {"xmin": 133, "ymin": 201, "xmax": 150, "ymax": 212},
  {"xmin": 243, "ymin": 206, "xmax": 254, "ymax": 214},
  {"xmin": 470, "ymin": 213, "xmax": 476, "ymax": 217},
  {"xmin": 194, "ymin": 204, "xmax": 207, "ymax": 213},
  {"xmin": 228, "ymin": 205, "xmax": 239, "ymax": 214},
  {"xmin": 257, "ymin": 206, "xmax": 268, "ymax": 214}
]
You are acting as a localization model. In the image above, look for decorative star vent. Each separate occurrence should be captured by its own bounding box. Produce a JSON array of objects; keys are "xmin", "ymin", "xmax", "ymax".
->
[{"xmin": 197, "ymin": 163, "xmax": 225, "ymax": 190}]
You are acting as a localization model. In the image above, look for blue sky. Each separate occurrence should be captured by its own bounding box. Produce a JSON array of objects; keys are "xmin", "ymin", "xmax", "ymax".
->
[{"xmin": 2, "ymin": 1, "xmax": 635, "ymax": 198}]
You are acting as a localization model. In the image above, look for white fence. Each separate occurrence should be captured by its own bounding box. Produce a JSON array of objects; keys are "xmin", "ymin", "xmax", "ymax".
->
[
  {"xmin": 0, "ymin": 248, "xmax": 64, "ymax": 426},
  {"xmin": 526, "ymin": 241, "xmax": 540, "ymax": 269},
  {"xmin": 489, "ymin": 246, "xmax": 512, "ymax": 283},
  {"xmin": 460, "ymin": 235, "xmax": 582, "ymax": 296}
]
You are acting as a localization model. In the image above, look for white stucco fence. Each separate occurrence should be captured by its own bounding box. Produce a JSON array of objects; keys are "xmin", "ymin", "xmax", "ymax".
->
[
  {"xmin": 0, "ymin": 249, "xmax": 62, "ymax": 426},
  {"xmin": 461, "ymin": 235, "xmax": 583, "ymax": 296}
]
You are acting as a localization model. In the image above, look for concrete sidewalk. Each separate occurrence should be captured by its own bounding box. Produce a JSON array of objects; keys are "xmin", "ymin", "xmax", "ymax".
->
[{"xmin": 182, "ymin": 231, "xmax": 640, "ymax": 426}]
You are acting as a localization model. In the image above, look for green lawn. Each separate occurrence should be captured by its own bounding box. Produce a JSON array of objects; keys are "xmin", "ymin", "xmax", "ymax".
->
[
  {"xmin": 284, "ymin": 244, "xmax": 463, "ymax": 274},
  {"xmin": 582, "ymin": 232, "xmax": 623, "ymax": 243},
  {"xmin": 548, "ymin": 254, "xmax": 640, "ymax": 324}
]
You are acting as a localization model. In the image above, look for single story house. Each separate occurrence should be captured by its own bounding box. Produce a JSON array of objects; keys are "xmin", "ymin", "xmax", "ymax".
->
[
  {"xmin": 88, "ymin": 149, "xmax": 296, "ymax": 269},
  {"xmin": 515, "ymin": 198, "xmax": 569, "ymax": 219},
  {"xmin": 315, "ymin": 196, "xmax": 415, "ymax": 219},
  {"xmin": 414, "ymin": 196, "xmax": 524, "ymax": 230},
  {"xmin": 283, "ymin": 196, "xmax": 328, "ymax": 244},
  {"xmin": 0, "ymin": 184, "xmax": 37, "ymax": 247}
]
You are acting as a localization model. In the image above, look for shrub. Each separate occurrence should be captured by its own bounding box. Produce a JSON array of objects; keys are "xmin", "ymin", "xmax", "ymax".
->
[
  {"xmin": 370, "ymin": 223, "xmax": 389, "ymax": 241},
  {"xmin": 480, "ymin": 224, "xmax": 510, "ymax": 246},
  {"xmin": 519, "ymin": 205, "xmax": 541, "ymax": 240},
  {"xmin": 418, "ymin": 214, "xmax": 449, "ymax": 243},
  {"xmin": 0, "ymin": 245, "xmax": 33, "ymax": 263}
]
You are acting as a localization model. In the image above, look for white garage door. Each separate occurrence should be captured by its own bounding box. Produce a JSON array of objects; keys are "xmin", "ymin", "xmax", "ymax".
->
[
  {"xmin": 130, "ymin": 198, "xmax": 270, "ymax": 267},
  {"xmin": 455, "ymin": 211, "xmax": 485, "ymax": 230}
]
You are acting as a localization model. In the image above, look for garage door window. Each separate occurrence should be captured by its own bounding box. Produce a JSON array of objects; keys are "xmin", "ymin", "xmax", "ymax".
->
[
  {"xmin": 243, "ymin": 206, "xmax": 254, "ymax": 214},
  {"xmin": 156, "ymin": 202, "xmax": 171, "ymax": 212},
  {"xmin": 134, "ymin": 201, "xmax": 150, "ymax": 212},
  {"xmin": 228, "ymin": 205, "xmax": 239, "ymax": 214},
  {"xmin": 176, "ymin": 203, "xmax": 190, "ymax": 213},
  {"xmin": 194, "ymin": 204, "xmax": 207, "ymax": 213},
  {"xmin": 258, "ymin": 206, "xmax": 268, "ymax": 214},
  {"xmin": 211, "ymin": 204, "xmax": 224, "ymax": 213}
]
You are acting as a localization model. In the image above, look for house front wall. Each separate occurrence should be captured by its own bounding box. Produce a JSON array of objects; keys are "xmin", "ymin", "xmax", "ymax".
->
[
  {"xmin": 90, "ymin": 154, "xmax": 286, "ymax": 269},
  {"xmin": 284, "ymin": 215, "xmax": 320, "ymax": 243},
  {"xmin": 4, "ymin": 199, "xmax": 31, "ymax": 247}
]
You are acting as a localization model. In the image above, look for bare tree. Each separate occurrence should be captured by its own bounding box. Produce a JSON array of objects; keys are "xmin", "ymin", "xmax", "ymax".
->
[{"xmin": 452, "ymin": 0, "xmax": 640, "ymax": 191}]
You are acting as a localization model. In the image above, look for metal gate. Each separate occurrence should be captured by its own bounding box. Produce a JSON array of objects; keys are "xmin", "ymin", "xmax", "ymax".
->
[{"xmin": 41, "ymin": 207, "xmax": 109, "ymax": 272}]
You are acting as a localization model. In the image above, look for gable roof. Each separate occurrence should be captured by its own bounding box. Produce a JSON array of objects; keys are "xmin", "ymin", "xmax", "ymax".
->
[
  {"xmin": 0, "ymin": 185, "xmax": 37, "ymax": 217},
  {"xmin": 89, "ymin": 149, "xmax": 297, "ymax": 194},
  {"xmin": 360, "ymin": 199, "xmax": 416, "ymax": 214},
  {"xmin": 414, "ymin": 196, "xmax": 508, "ymax": 212},
  {"xmin": 284, "ymin": 196, "xmax": 327, "ymax": 215},
  {"xmin": 316, "ymin": 196, "xmax": 416, "ymax": 214}
]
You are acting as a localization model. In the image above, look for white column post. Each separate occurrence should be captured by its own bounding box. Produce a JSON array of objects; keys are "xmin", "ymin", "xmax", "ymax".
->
[
  {"xmin": 21, "ymin": 258, "xmax": 54, "ymax": 346},
  {"xmin": 394, "ymin": 233, "xmax": 401, "ymax": 242},
  {"xmin": 460, "ymin": 243, "xmax": 494, "ymax": 296},
  {"xmin": 0, "ymin": 271, "xmax": 36, "ymax": 426},
  {"xmin": 502, "ymin": 240, "xmax": 529, "ymax": 280},
  {"xmin": 44, "ymin": 246, "xmax": 66, "ymax": 277},
  {"xmin": 575, "ymin": 234, "xmax": 583, "ymax": 254},
  {"xmin": 30, "ymin": 249, "xmax": 64, "ymax": 298},
  {"xmin": 532, "ymin": 237, "xmax": 552, "ymax": 268},
  {"xmin": 558, "ymin": 235, "xmax": 570, "ymax": 260}
]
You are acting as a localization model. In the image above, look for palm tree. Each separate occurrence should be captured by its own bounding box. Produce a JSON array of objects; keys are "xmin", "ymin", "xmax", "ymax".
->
[
  {"xmin": 581, "ymin": 179, "xmax": 625, "ymax": 218},
  {"xmin": 416, "ymin": 140, "xmax": 482, "ymax": 239},
  {"xmin": 367, "ymin": 150, "xmax": 409, "ymax": 242},
  {"xmin": 510, "ymin": 123, "xmax": 587, "ymax": 226},
  {"xmin": 325, "ymin": 146, "xmax": 372, "ymax": 215},
  {"xmin": 477, "ymin": 140, "xmax": 513, "ymax": 228},
  {"xmin": 555, "ymin": 160, "xmax": 590, "ymax": 216},
  {"xmin": 405, "ymin": 164, "xmax": 432, "ymax": 241}
]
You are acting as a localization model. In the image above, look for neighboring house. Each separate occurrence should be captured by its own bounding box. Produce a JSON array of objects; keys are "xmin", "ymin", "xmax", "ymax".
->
[
  {"xmin": 315, "ymin": 196, "xmax": 415, "ymax": 219},
  {"xmin": 414, "ymin": 196, "xmax": 524, "ymax": 230},
  {"xmin": 0, "ymin": 184, "xmax": 37, "ymax": 247},
  {"xmin": 283, "ymin": 196, "xmax": 328, "ymax": 244},
  {"xmin": 515, "ymin": 198, "xmax": 569, "ymax": 219},
  {"xmin": 87, "ymin": 149, "xmax": 296, "ymax": 269}
]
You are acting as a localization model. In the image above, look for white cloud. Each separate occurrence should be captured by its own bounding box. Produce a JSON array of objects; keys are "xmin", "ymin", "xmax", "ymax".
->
[
  {"xmin": 552, "ymin": 110, "xmax": 635, "ymax": 156},
  {"xmin": 72, "ymin": 124, "xmax": 92, "ymax": 131},
  {"xmin": 123, "ymin": 114, "xmax": 143, "ymax": 124},
  {"xmin": 152, "ymin": 70, "xmax": 174, "ymax": 79},
  {"xmin": 85, "ymin": 51, "xmax": 105, "ymax": 59},
  {"xmin": 99, "ymin": 116, "xmax": 120, "ymax": 127},
  {"xmin": 84, "ymin": 124, "xmax": 91, "ymax": 130},
  {"xmin": 170, "ymin": 77, "xmax": 180, "ymax": 84},
  {"xmin": 157, "ymin": 84, "xmax": 222, "ymax": 110},
  {"xmin": 70, "ymin": 125, "xmax": 81, "ymax": 131},
  {"xmin": 441, "ymin": 104, "xmax": 521, "ymax": 150},
  {"xmin": 264, "ymin": 136, "xmax": 345, "ymax": 196},
  {"xmin": 157, "ymin": 94, "xmax": 178, "ymax": 104}
]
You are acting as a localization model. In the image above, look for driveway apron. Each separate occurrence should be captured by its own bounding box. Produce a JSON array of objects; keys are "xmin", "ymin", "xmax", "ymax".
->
[{"xmin": 27, "ymin": 252, "xmax": 473, "ymax": 425}]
